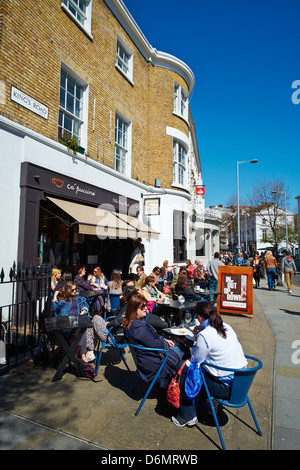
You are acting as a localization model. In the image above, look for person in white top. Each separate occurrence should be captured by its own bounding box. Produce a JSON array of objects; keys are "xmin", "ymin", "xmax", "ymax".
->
[{"xmin": 172, "ymin": 301, "xmax": 247, "ymax": 427}]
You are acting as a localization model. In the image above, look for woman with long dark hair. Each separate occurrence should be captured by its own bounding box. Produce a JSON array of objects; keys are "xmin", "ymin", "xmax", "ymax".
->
[
  {"xmin": 52, "ymin": 281, "xmax": 90, "ymax": 362},
  {"xmin": 175, "ymin": 270, "xmax": 199, "ymax": 299},
  {"xmin": 122, "ymin": 294, "xmax": 186, "ymax": 384},
  {"xmin": 172, "ymin": 301, "xmax": 247, "ymax": 427}
]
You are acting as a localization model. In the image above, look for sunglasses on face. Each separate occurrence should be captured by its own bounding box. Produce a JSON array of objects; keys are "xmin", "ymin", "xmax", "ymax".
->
[{"xmin": 139, "ymin": 304, "xmax": 147, "ymax": 310}]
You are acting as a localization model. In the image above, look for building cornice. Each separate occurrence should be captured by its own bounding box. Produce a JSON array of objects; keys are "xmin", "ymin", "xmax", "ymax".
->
[
  {"xmin": 0, "ymin": 115, "xmax": 191, "ymax": 202},
  {"xmin": 104, "ymin": 0, "xmax": 195, "ymax": 93}
]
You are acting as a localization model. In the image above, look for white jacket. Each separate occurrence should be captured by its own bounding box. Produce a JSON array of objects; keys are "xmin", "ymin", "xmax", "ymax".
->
[{"xmin": 190, "ymin": 323, "xmax": 247, "ymax": 377}]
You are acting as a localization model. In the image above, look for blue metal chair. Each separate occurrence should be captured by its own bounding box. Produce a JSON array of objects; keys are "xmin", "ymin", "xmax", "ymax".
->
[
  {"xmin": 200, "ymin": 355, "xmax": 263, "ymax": 450},
  {"xmin": 104, "ymin": 292, "xmax": 121, "ymax": 320},
  {"xmin": 128, "ymin": 343, "xmax": 169, "ymax": 416},
  {"xmin": 94, "ymin": 327, "xmax": 131, "ymax": 375}
]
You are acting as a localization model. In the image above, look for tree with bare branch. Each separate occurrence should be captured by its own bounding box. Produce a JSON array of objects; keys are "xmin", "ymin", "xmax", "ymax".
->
[{"xmin": 247, "ymin": 178, "xmax": 290, "ymax": 253}]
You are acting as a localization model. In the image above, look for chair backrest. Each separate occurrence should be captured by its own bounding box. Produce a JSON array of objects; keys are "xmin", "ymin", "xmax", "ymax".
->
[
  {"xmin": 202, "ymin": 355, "xmax": 263, "ymax": 405},
  {"xmin": 230, "ymin": 355, "xmax": 263, "ymax": 404},
  {"xmin": 128, "ymin": 343, "xmax": 168, "ymax": 381},
  {"xmin": 106, "ymin": 293, "xmax": 121, "ymax": 311}
]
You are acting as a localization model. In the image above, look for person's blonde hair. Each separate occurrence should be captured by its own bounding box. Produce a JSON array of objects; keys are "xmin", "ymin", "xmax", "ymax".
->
[
  {"xmin": 265, "ymin": 250, "xmax": 273, "ymax": 257},
  {"xmin": 93, "ymin": 266, "xmax": 105, "ymax": 281},
  {"xmin": 51, "ymin": 267, "xmax": 61, "ymax": 282}
]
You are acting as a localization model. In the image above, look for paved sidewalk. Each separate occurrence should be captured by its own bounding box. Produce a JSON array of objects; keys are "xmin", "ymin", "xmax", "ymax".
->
[
  {"xmin": 253, "ymin": 277, "xmax": 300, "ymax": 450},
  {"xmin": 10, "ymin": 276, "xmax": 300, "ymax": 451},
  {"xmin": 0, "ymin": 295, "xmax": 274, "ymax": 452}
]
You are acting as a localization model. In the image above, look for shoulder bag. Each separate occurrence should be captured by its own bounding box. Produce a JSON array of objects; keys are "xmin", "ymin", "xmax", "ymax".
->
[{"xmin": 166, "ymin": 360, "xmax": 187, "ymax": 408}]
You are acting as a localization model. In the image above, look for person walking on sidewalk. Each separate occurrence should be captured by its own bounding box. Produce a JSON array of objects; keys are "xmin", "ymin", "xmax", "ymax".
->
[
  {"xmin": 262, "ymin": 250, "xmax": 278, "ymax": 290},
  {"xmin": 207, "ymin": 252, "xmax": 224, "ymax": 303},
  {"xmin": 252, "ymin": 253, "xmax": 263, "ymax": 288},
  {"xmin": 281, "ymin": 251, "xmax": 297, "ymax": 294}
]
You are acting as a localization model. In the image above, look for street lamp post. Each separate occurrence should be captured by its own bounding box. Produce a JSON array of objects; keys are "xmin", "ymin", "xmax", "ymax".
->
[
  {"xmin": 237, "ymin": 159, "xmax": 258, "ymax": 249},
  {"xmin": 272, "ymin": 190, "xmax": 288, "ymax": 251}
]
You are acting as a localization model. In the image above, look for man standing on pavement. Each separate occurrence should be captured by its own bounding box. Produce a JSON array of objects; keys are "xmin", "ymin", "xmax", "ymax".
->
[
  {"xmin": 281, "ymin": 250, "xmax": 297, "ymax": 294},
  {"xmin": 207, "ymin": 252, "xmax": 224, "ymax": 302}
]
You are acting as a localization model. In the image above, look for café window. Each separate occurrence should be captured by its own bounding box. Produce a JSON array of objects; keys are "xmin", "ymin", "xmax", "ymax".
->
[{"xmin": 173, "ymin": 210, "xmax": 187, "ymax": 262}]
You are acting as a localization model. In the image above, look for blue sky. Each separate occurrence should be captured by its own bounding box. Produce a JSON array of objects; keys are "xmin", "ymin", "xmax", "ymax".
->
[{"xmin": 123, "ymin": 0, "xmax": 300, "ymax": 211}]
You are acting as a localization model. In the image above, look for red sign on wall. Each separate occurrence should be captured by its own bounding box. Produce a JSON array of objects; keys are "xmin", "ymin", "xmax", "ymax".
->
[{"xmin": 196, "ymin": 187, "xmax": 205, "ymax": 195}]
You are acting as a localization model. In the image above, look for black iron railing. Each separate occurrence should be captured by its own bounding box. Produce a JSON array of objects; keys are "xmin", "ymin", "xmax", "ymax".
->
[{"xmin": 0, "ymin": 262, "xmax": 52, "ymax": 373}]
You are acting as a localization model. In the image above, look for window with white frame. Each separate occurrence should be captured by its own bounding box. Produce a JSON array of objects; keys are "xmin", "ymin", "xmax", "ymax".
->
[
  {"xmin": 58, "ymin": 67, "xmax": 87, "ymax": 146},
  {"xmin": 173, "ymin": 139, "xmax": 187, "ymax": 186},
  {"xmin": 116, "ymin": 36, "xmax": 133, "ymax": 83},
  {"xmin": 114, "ymin": 113, "xmax": 131, "ymax": 176},
  {"xmin": 261, "ymin": 229, "xmax": 267, "ymax": 239},
  {"xmin": 174, "ymin": 83, "xmax": 188, "ymax": 121},
  {"xmin": 61, "ymin": 0, "xmax": 92, "ymax": 38}
]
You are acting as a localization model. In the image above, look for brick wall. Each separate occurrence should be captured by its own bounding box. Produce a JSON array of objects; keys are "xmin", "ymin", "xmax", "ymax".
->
[{"xmin": 0, "ymin": 0, "xmax": 190, "ymax": 189}]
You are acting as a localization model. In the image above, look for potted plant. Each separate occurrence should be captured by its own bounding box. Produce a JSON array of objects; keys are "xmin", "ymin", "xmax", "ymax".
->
[{"xmin": 59, "ymin": 132, "xmax": 83, "ymax": 155}]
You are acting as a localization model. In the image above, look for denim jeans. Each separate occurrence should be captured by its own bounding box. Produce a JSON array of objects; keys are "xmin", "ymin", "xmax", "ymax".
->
[
  {"xmin": 266, "ymin": 268, "xmax": 276, "ymax": 289},
  {"xmin": 208, "ymin": 277, "xmax": 218, "ymax": 303},
  {"xmin": 178, "ymin": 365, "xmax": 231, "ymax": 420}
]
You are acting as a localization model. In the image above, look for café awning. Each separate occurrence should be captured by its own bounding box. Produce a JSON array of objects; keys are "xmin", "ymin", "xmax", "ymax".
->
[
  {"xmin": 47, "ymin": 197, "xmax": 159, "ymax": 239},
  {"xmin": 116, "ymin": 213, "xmax": 160, "ymax": 240}
]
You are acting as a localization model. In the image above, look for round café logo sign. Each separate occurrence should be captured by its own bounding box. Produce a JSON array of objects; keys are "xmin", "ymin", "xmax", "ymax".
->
[{"xmin": 51, "ymin": 178, "xmax": 95, "ymax": 197}]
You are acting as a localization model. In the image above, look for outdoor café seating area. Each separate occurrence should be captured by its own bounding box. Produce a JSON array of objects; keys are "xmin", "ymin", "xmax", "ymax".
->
[{"xmin": 38, "ymin": 253, "xmax": 265, "ymax": 451}]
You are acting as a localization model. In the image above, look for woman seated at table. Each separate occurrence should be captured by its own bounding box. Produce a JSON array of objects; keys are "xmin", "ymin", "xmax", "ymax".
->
[
  {"xmin": 151, "ymin": 266, "xmax": 161, "ymax": 287},
  {"xmin": 112, "ymin": 285, "xmax": 169, "ymax": 337},
  {"xmin": 141, "ymin": 275, "xmax": 166, "ymax": 308},
  {"xmin": 171, "ymin": 301, "xmax": 247, "ymax": 427},
  {"xmin": 88, "ymin": 266, "xmax": 108, "ymax": 290},
  {"xmin": 107, "ymin": 269, "xmax": 122, "ymax": 294},
  {"xmin": 106, "ymin": 269, "xmax": 123, "ymax": 310},
  {"xmin": 133, "ymin": 266, "xmax": 147, "ymax": 291},
  {"xmin": 74, "ymin": 265, "xmax": 100, "ymax": 291},
  {"xmin": 122, "ymin": 293, "xmax": 187, "ymax": 384},
  {"xmin": 54, "ymin": 271, "xmax": 72, "ymax": 293},
  {"xmin": 51, "ymin": 267, "xmax": 62, "ymax": 293},
  {"xmin": 162, "ymin": 260, "xmax": 177, "ymax": 283},
  {"xmin": 186, "ymin": 260, "xmax": 194, "ymax": 279},
  {"xmin": 74, "ymin": 265, "xmax": 104, "ymax": 312},
  {"xmin": 52, "ymin": 282, "xmax": 90, "ymax": 362},
  {"xmin": 175, "ymin": 271, "xmax": 199, "ymax": 300}
]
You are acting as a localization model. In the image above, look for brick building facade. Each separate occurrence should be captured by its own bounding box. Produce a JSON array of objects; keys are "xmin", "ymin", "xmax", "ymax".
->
[{"xmin": 0, "ymin": 0, "xmax": 210, "ymax": 276}]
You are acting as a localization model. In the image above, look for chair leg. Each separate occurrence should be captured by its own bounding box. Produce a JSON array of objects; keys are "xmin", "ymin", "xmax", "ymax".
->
[
  {"xmin": 118, "ymin": 348, "xmax": 131, "ymax": 374},
  {"xmin": 206, "ymin": 395, "xmax": 226, "ymax": 450},
  {"xmin": 135, "ymin": 378, "xmax": 158, "ymax": 416},
  {"xmin": 95, "ymin": 344, "xmax": 104, "ymax": 375},
  {"xmin": 247, "ymin": 397, "xmax": 263, "ymax": 436}
]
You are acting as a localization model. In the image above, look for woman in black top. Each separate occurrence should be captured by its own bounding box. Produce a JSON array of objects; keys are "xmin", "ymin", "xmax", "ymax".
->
[{"xmin": 175, "ymin": 271, "xmax": 199, "ymax": 299}]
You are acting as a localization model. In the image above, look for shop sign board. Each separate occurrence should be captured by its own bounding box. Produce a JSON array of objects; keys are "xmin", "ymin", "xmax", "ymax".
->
[
  {"xmin": 217, "ymin": 266, "xmax": 253, "ymax": 317},
  {"xmin": 144, "ymin": 198, "xmax": 160, "ymax": 216}
]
